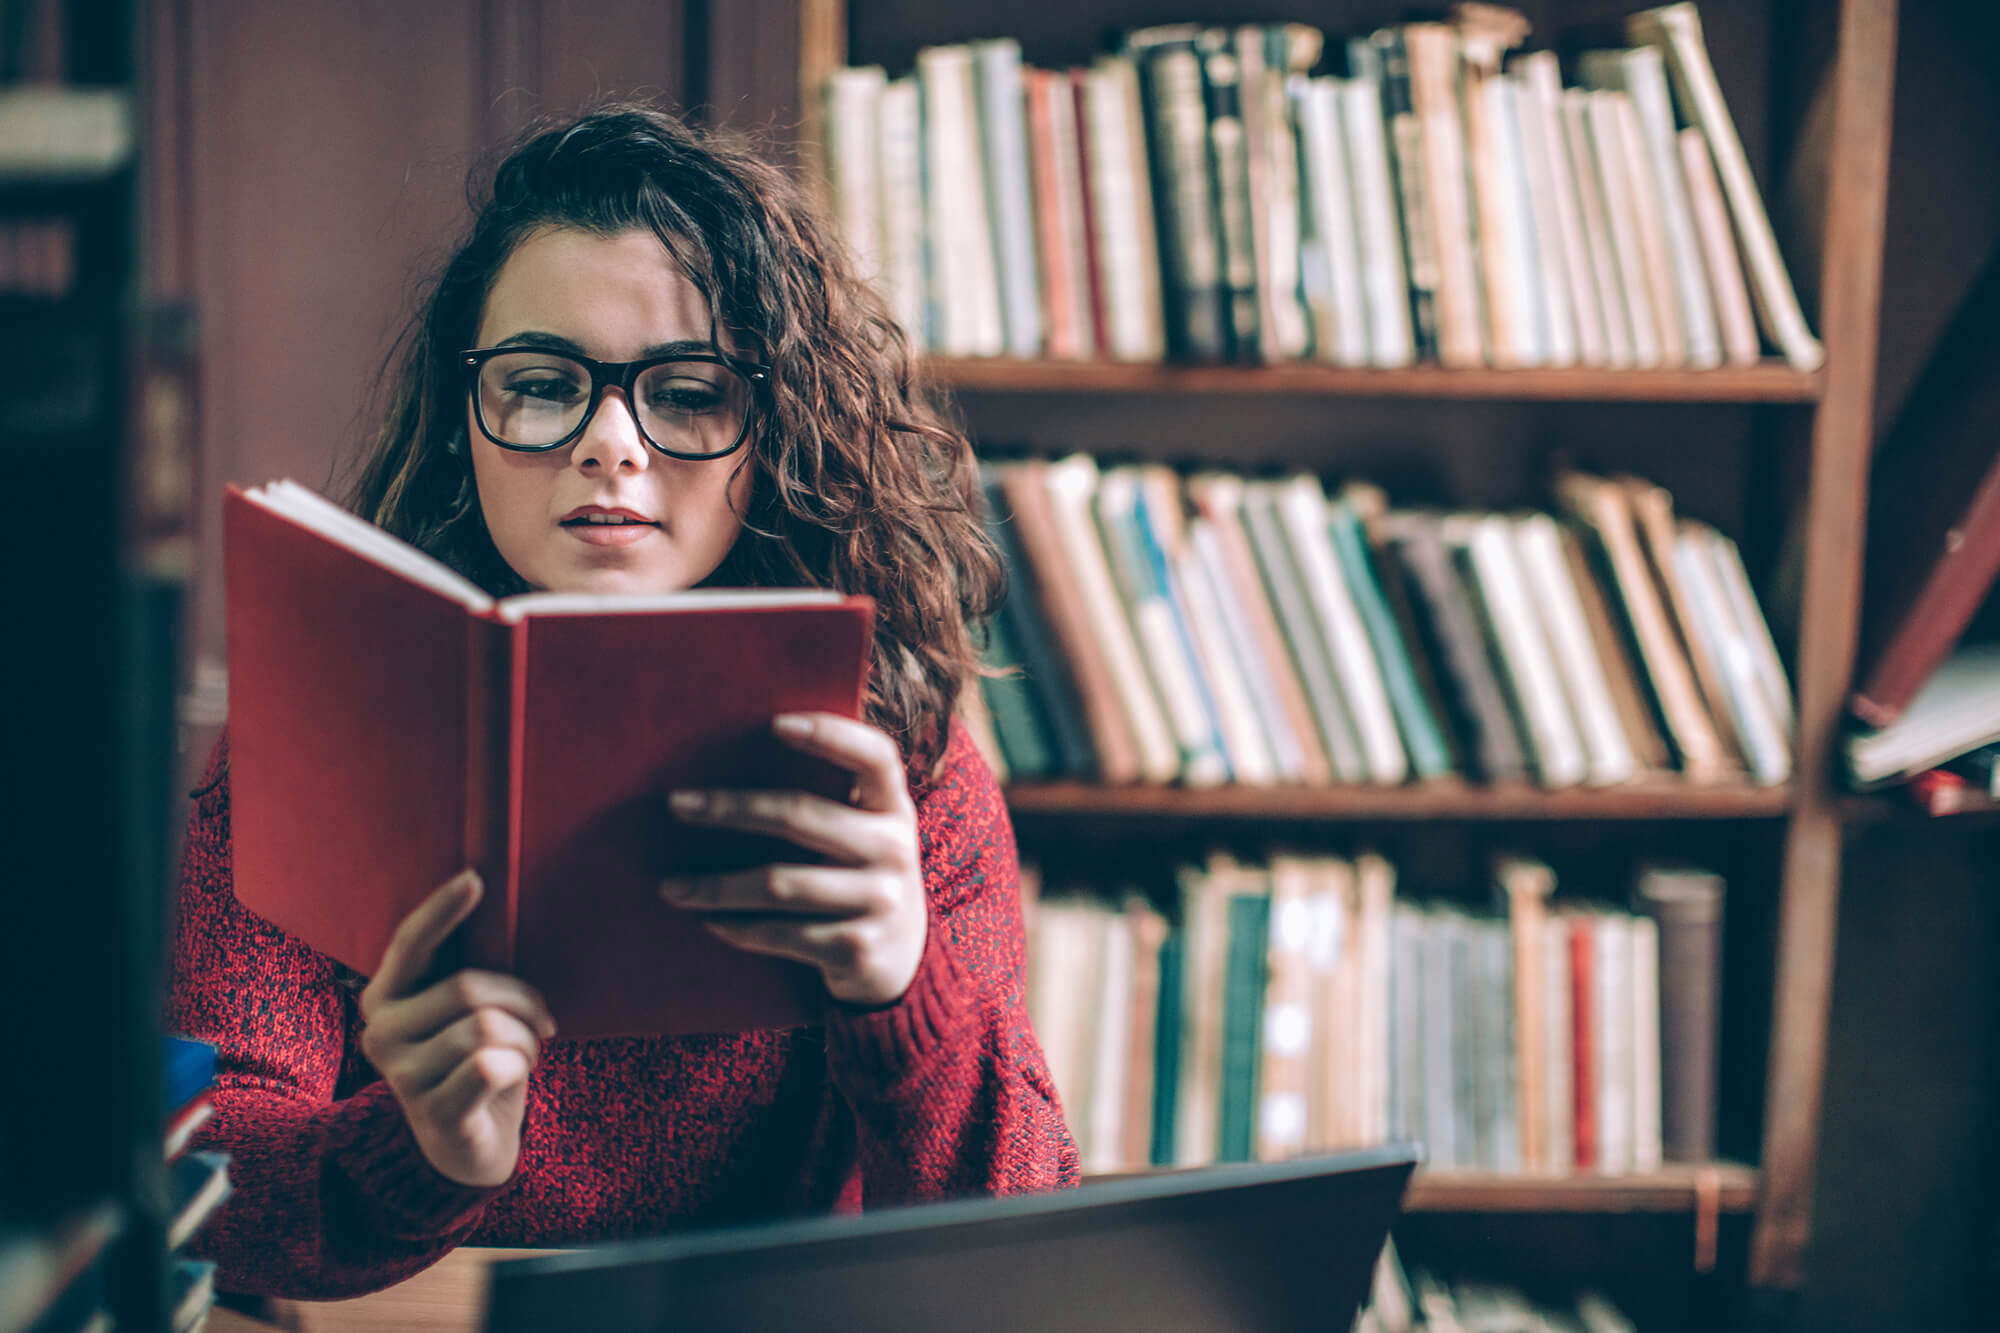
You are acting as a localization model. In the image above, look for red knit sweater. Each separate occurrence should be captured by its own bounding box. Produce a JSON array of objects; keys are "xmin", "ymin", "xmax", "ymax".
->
[{"xmin": 167, "ymin": 720, "xmax": 1079, "ymax": 1300}]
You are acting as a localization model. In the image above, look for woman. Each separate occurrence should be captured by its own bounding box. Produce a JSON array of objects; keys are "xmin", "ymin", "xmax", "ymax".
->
[{"xmin": 168, "ymin": 103, "xmax": 1078, "ymax": 1300}]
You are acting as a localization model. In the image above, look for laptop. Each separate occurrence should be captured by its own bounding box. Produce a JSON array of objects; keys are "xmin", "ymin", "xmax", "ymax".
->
[{"xmin": 484, "ymin": 1144, "xmax": 1418, "ymax": 1332}]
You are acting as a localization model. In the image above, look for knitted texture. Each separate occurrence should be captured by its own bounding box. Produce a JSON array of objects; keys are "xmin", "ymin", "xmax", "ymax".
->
[{"xmin": 167, "ymin": 720, "xmax": 1079, "ymax": 1299}]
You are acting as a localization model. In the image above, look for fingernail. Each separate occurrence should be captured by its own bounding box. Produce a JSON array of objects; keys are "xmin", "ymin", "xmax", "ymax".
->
[
  {"xmin": 456, "ymin": 869, "xmax": 483, "ymax": 896},
  {"xmin": 669, "ymin": 790, "xmax": 707, "ymax": 815},
  {"xmin": 773, "ymin": 714, "xmax": 812, "ymax": 738}
]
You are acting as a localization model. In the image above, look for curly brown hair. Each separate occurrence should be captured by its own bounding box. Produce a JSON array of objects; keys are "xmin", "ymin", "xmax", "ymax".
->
[{"xmin": 341, "ymin": 102, "xmax": 999, "ymax": 781}]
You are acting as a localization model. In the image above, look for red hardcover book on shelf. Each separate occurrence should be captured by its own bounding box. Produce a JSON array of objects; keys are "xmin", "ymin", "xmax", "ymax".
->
[
  {"xmin": 1568, "ymin": 915, "xmax": 1598, "ymax": 1172},
  {"xmin": 224, "ymin": 482, "xmax": 875, "ymax": 1037}
]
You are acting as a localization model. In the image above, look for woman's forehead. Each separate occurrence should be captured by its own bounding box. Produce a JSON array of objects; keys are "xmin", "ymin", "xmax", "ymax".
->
[{"xmin": 479, "ymin": 226, "xmax": 716, "ymax": 357}]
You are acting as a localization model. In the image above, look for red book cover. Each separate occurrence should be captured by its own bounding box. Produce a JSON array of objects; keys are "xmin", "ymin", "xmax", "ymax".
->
[
  {"xmin": 1568, "ymin": 915, "xmax": 1597, "ymax": 1171},
  {"xmin": 224, "ymin": 483, "xmax": 875, "ymax": 1037},
  {"xmin": 1852, "ymin": 447, "xmax": 2000, "ymax": 728}
]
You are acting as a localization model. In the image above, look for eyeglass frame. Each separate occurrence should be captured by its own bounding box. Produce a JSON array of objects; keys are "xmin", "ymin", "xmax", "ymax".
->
[{"xmin": 459, "ymin": 345, "xmax": 771, "ymax": 461}]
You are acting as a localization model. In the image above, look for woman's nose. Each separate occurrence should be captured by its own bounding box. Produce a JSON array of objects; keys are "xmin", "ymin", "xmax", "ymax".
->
[{"xmin": 571, "ymin": 388, "xmax": 651, "ymax": 471}]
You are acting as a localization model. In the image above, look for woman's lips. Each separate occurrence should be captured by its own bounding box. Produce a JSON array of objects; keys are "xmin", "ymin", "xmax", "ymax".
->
[{"xmin": 562, "ymin": 521, "xmax": 658, "ymax": 548}]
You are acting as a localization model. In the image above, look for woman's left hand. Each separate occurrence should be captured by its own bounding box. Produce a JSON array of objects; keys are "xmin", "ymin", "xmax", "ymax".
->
[{"xmin": 658, "ymin": 712, "xmax": 927, "ymax": 1008}]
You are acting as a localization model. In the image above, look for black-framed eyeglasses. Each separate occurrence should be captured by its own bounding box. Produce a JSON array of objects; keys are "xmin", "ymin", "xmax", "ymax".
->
[{"xmin": 461, "ymin": 346, "xmax": 769, "ymax": 460}]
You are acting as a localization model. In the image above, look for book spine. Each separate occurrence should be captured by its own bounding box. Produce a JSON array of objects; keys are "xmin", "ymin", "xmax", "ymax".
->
[
  {"xmin": 972, "ymin": 40, "xmax": 1044, "ymax": 359},
  {"xmin": 1636, "ymin": 867, "xmax": 1724, "ymax": 1163},
  {"xmin": 1329, "ymin": 500, "xmax": 1452, "ymax": 779},
  {"xmin": 1606, "ymin": 88, "xmax": 1686, "ymax": 367},
  {"xmin": 1506, "ymin": 69, "xmax": 1576, "ymax": 367},
  {"xmin": 1561, "ymin": 89, "xmax": 1637, "ymax": 368},
  {"xmin": 823, "ymin": 66, "xmax": 887, "ymax": 287},
  {"xmin": 1369, "ymin": 29, "xmax": 1437, "ymax": 362},
  {"xmin": 1518, "ymin": 52, "xmax": 1606, "ymax": 367},
  {"xmin": 1678, "ymin": 126, "xmax": 1760, "ymax": 367},
  {"xmin": 1403, "ymin": 22, "xmax": 1485, "ymax": 368},
  {"xmin": 1138, "ymin": 44, "xmax": 1228, "ymax": 362},
  {"xmin": 1199, "ymin": 36, "xmax": 1260, "ymax": 361},
  {"xmin": 876, "ymin": 78, "xmax": 930, "ymax": 354},
  {"xmin": 1568, "ymin": 915, "xmax": 1597, "ymax": 1171},
  {"xmin": 1586, "ymin": 90, "xmax": 1663, "ymax": 368},
  {"xmin": 1337, "ymin": 75, "xmax": 1416, "ymax": 367}
]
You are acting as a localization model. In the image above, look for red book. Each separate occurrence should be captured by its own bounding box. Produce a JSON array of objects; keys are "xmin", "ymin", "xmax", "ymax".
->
[
  {"xmin": 1852, "ymin": 447, "xmax": 2000, "ymax": 728},
  {"xmin": 224, "ymin": 482, "xmax": 875, "ymax": 1037},
  {"xmin": 1568, "ymin": 916, "xmax": 1597, "ymax": 1171}
]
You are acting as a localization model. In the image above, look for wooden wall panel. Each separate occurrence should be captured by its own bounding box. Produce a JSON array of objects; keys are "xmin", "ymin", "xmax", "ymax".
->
[{"xmin": 153, "ymin": 2, "xmax": 686, "ymax": 771}]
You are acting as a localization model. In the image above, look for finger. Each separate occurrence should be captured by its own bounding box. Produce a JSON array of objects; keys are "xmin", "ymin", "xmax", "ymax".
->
[
  {"xmin": 398, "ymin": 1007, "xmax": 542, "ymax": 1096},
  {"xmin": 375, "ymin": 969, "xmax": 558, "ymax": 1048},
  {"xmin": 659, "ymin": 864, "xmax": 893, "ymax": 917},
  {"xmin": 667, "ymin": 788, "xmax": 900, "ymax": 866},
  {"xmin": 363, "ymin": 870, "xmax": 481, "ymax": 1011},
  {"xmin": 770, "ymin": 713, "xmax": 912, "ymax": 815},
  {"xmin": 704, "ymin": 912, "xmax": 871, "ymax": 974},
  {"xmin": 422, "ymin": 1045, "xmax": 531, "ymax": 1126}
]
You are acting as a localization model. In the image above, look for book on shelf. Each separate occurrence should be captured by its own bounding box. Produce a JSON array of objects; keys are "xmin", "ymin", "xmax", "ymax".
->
[
  {"xmin": 1024, "ymin": 850, "xmax": 1721, "ymax": 1180},
  {"xmin": 979, "ymin": 455, "xmax": 1790, "ymax": 793},
  {"xmin": 224, "ymin": 481, "xmax": 875, "ymax": 1037},
  {"xmin": 1847, "ymin": 645, "xmax": 2000, "ymax": 788},
  {"xmin": 166, "ymin": 1152, "xmax": 231, "ymax": 1252},
  {"xmin": 818, "ymin": 2, "xmax": 1818, "ymax": 372}
]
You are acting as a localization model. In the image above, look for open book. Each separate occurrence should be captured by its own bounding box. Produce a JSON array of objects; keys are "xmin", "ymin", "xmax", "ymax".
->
[{"xmin": 223, "ymin": 481, "xmax": 876, "ymax": 1036}]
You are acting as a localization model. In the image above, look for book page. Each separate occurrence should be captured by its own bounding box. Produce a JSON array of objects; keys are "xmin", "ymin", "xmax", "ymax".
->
[
  {"xmin": 496, "ymin": 588, "xmax": 849, "ymax": 622},
  {"xmin": 245, "ymin": 480, "xmax": 494, "ymax": 613}
]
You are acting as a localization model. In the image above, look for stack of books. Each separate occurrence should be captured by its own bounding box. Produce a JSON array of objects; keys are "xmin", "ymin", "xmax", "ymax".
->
[
  {"xmin": 976, "ymin": 458, "xmax": 1791, "ymax": 791},
  {"xmin": 821, "ymin": 3, "xmax": 1819, "ymax": 371},
  {"xmin": 10, "ymin": 1040, "xmax": 226, "ymax": 1333},
  {"xmin": 1022, "ymin": 855, "xmax": 1725, "ymax": 1179},
  {"xmin": 163, "ymin": 1038, "xmax": 226, "ymax": 1333}
]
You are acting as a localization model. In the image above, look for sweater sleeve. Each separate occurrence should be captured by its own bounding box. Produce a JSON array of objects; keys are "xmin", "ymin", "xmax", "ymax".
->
[
  {"xmin": 166, "ymin": 733, "xmax": 508, "ymax": 1299},
  {"xmin": 814, "ymin": 720, "xmax": 1081, "ymax": 1205}
]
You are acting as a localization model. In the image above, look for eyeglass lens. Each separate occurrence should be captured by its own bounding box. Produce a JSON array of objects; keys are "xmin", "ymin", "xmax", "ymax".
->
[{"xmin": 475, "ymin": 351, "xmax": 749, "ymax": 455}]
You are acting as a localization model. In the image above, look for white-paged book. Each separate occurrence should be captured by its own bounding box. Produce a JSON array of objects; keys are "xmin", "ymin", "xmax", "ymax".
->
[
  {"xmin": 823, "ymin": 66, "xmax": 886, "ymax": 286},
  {"xmin": 1336, "ymin": 75, "xmax": 1416, "ymax": 367},
  {"xmin": 875, "ymin": 78, "xmax": 929, "ymax": 354},
  {"xmin": 1847, "ymin": 644, "xmax": 2000, "ymax": 786},
  {"xmin": 1514, "ymin": 54, "xmax": 1603, "ymax": 367},
  {"xmin": 1274, "ymin": 475, "xmax": 1408, "ymax": 785},
  {"xmin": 1506, "ymin": 68, "xmax": 1578, "ymax": 368},
  {"xmin": 1293, "ymin": 77, "xmax": 1370, "ymax": 367},
  {"xmin": 917, "ymin": 46, "xmax": 1005, "ymax": 357},
  {"xmin": 971, "ymin": 39, "xmax": 1044, "ymax": 359},
  {"xmin": 1512, "ymin": 514, "xmax": 1638, "ymax": 786},
  {"xmin": 1561, "ymin": 90, "xmax": 1637, "ymax": 368}
]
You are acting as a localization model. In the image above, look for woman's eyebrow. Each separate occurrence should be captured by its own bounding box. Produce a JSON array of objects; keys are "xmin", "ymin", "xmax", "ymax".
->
[{"xmin": 491, "ymin": 330, "xmax": 719, "ymax": 359}]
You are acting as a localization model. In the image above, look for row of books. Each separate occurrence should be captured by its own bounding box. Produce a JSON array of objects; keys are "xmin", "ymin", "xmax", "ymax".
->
[
  {"xmin": 1358, "ymin": 1240, "xmax": 1638, "ymax": 1333},
  {"xmin": 23, "ymin": 1039, "xmax": 227, "ymax": 1333},
  {"xmin": 0, "ymin": 218, "xmax": 76, "ymax": 296},
  {"xmin": 1023, "ymin": 853, "xmax": 1724, "ymax": 1178},
  {"xmin": 821, "ymin": 3, "xmax": 1819, "ymax": 371},
  {"xmin": 976, "ymin": 457, "xmax": 1792, "ymax": 791}
]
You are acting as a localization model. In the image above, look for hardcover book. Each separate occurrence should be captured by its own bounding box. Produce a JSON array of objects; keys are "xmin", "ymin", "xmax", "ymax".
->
[{"xmin": 224, "ymin": 481, "xmax": 875, "ymax": 1037}]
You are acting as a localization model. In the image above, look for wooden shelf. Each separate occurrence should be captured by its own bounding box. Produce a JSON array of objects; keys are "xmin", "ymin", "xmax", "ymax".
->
[
  {"xmin": 1004, "ymin": 780, "xmax": 1794, "ymax": 822},
  {"xmin": 1404, "ymin": 1163, "xmax": 1759, "ymax": 1214},
  {"xmin": 927, "ymin": 357, "xmax": 1822, "ymax": 403}
]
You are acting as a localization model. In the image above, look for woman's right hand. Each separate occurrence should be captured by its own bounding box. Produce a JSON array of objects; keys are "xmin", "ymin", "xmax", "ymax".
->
[{"xmin": 358, "ymin": 870, "xmax": 556, "ymax": 1187}]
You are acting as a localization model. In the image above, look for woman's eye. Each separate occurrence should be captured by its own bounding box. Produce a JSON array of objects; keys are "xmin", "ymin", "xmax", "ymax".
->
[
  {"xmin": 505, "ymin": 376, "xmax": 582, "ymax": 403},
  {"xmin": 650, "ymin": 382, "xmax": 724, "ymax": 414}
]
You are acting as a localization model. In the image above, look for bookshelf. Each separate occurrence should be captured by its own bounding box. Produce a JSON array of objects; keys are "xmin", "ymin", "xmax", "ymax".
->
[
  {"xmin": 930, "ymin": 356, "xmax": 1823, "ymax": 402},
  {"xmin": 1006, "ymin": 780, "xmax": 1794, "ymax": 821},
  {"xmin": 0, "ymin": 2, "xmax": 185, "ymax": 1330},
  {"xmin": 718, "ymin": 0, "xmax": 1901, "ymax": 1310}
]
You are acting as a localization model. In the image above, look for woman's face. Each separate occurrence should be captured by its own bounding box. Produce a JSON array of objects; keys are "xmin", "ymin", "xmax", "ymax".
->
[{"xmin": 467, "ymin": 225, "xmax": 754, "ymax": 595}]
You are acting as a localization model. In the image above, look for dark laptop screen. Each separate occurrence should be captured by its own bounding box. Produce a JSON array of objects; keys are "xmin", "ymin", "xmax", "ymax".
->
[{"xmin": 486, "ymin": 1145, "xmax": 1418, "ymax": 1332}]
